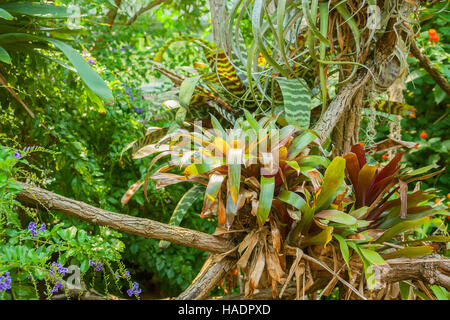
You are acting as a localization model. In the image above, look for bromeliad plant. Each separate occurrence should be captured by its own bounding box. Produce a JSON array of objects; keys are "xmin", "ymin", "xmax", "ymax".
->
[{"xmin": 122, "ymin": 112, "xmax": 448, "ymax": 297}]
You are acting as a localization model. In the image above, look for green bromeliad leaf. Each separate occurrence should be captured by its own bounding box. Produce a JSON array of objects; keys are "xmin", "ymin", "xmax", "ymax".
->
[
  {"xmin": 0, "ymin": 2, "xmax": 78, "ymax": 18},
  {"xmin": 287, "ymin": 131, "xmax": 317, "ymax": 160},
  {"xmin": 257, "ymin": 176, "xmax": 275, "ymax": 226},
  {"xmin": 159, "ymin": 184, "xmax": 206, "ymax": 249},
  {"xmin": 277, "ymin": 190, "xmax": 306, "ymax": 211},
  {"xmin": 382, "ymin": 246, "xmax": 435, "ymax": 260},
  {"xmin": 0, "ymin": 8, "xmax": 13, "ymax": 20},
  {"xmin": 315, "ymin": 210, "xmax": 357, "ymax": 225},
  {"xmin": 0, "ymin": 45, "xmax": 11, "ymax": 64},
  {"xmin": 179, "ymin": 76, "xmax": 202, "ymax": 108},
  {"xmin": 375, "ymin": 216, "xmax": 431, "ymax": 243},
  {"xmin": 315, "ymin": 156, "xmax": 346, "ymax": 211},
  {"xmin": 276, "ymin": 78, "xmax": 311, "ymax": 128}
]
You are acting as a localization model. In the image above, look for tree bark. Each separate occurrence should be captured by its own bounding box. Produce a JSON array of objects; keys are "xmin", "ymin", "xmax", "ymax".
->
[
  {"xmin": 104, "ymin": 0, "xmax": 122, "ymax": 28},
  {"xmin": 208, "ymin": 0, "xmax": 231, "ymax": 55},
  {"xmin": 16, "ymin": 182, "xmax": 234, "ymax": 254},
  {"xmin": 177, "ymin": 254, "xmax": 237, "ymax": 300},
  {"xmin": 410, "ymin": 40, "xmax": 450, "ymax": 95}
]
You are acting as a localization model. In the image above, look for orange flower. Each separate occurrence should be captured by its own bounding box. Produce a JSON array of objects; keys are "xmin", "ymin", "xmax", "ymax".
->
[
  {"xmin": 447, "ymin": 193, "xmax": 450, "ymax": 199},
  {"xmin": 358, "ymin": 142, "xmax": 364, "ymax": 148},
  {"xmin": 427, "ymin": 29, "xmax": 437, "ymax": 36},
  {"xmin": 409, "ymin": 113, "xmax": 416, "ymax": 118},
  {"xmin": 381, "ymin": 154, "xmax": 388, "ymax": 161},
  {"xmin": 413, "ymin": 144, "xmax": 419, "ymax": 149},
  {"xmin": 435, "ymin": 198, "xmax": 441, "ymax": 204},
  {"xmin": 420, "ymin": 131, "xmax": 428, "ymax": 139},
  {"xmin": 409, "ymin": 53, "xmax": 413, "ymax": 57},
  {"xmin": 430, "ymin": 34, "xmax": 439, "ymax": 43}
]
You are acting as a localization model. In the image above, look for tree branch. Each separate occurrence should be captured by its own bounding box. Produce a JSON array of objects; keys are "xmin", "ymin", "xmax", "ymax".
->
[
  {"xmin": 16, "ymin": 182, "xmax": 234, "ymax": 254},
  {"xmin": 373, "ymin": 255, "xmax": 450, "ymax": 291},
  {"xmin": 104, "ymin": 0, "xmax": 122, "ymax": 28},
  {"xmin": 125, "ymin": 0, "xmax": 169, "ymax": 26},
  {"xmin": 410, "ymin": 40, "xmax": 450, "ymax": 95},
  {"xmin": 177, "ymin": 254, "xmax": 237, "ymax": 300}
]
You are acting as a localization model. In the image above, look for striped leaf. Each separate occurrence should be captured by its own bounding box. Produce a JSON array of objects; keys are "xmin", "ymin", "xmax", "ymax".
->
[
  {"xmin": 120, "ymin": 127, "xmax": 169, "ymax": 161},
  {"xmin": 371, "ymin": 100, "xmax": 415, "ymax": 117},
  {"xmin": 159, "ymin": 184, "xmax": 206, "ymax": 249},
  {"xmin": 276, "ymin": 78, "xmax": 311, "ymax": 128},
  {"xmin": 205, "ymin": 49, "xmax": 247, "ymax": 96}
]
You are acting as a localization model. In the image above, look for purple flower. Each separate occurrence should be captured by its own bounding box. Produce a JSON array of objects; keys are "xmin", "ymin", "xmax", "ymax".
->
[
  {"xmin": 28, "ymin": 222, "xmax": 37, "ymax": 231},
  {"xmin": 95, "ymin": 262, "xmax": 102, "ymax": 271},
  {"xmin": 89, "ymin": 260, "xmax": 95, "ymax": 267},
  {"xmin": 126, "ymin": 282, "xmax": 142, "ymax": 297},
  {"xmin": 71, "ymin": 78, "xmax": 76, "ymax": 82},
  {"xmin": 87, "ymin": 58, "xmax": 95, "ymax": 65},
  {"xmin": 123, "ymin": 271, "xmax": 130, "ymax": 278},
  {"xmin": 50, "ymin": 280, "xmax": 63, "ymax": 294},
  {"xmin": 14, "ymin": 151, "xmax": 22, "ymax": 159},
  {"xmin": 37, "ymin": 73, "xmax": 41, "ymax": 78},
  {"xmin": 0, "ymin": 272, "xmax": 12, "ymax": 292},
  {"xmin": 115, "ymin": 273, "xmax": 120, "ymax": 279},
  {"xmin": 37, "ymin": 224, "xmax": 46, "ymax": 232},
  {"xmin": 63, "ymin": 78, "xmax": 67, "ymax": 82},
  {"xmin": 51, "ymin": 77, "xmax": 55, "ymax": 82}
]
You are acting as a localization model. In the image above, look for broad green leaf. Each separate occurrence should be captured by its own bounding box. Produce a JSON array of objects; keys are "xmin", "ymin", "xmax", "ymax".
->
[
  {"xmin": 347, "ymin": 242, "xmax": 377, "ymax": 290},
  {"xmin": 287, "ymin": 131, "xmax": 317, "ymax": 160},
  {"xmin": 46, "ymin": 38, "xmax": 113, "ymax": 103},
  {"xmin": 277, "ymin": 190, "xmax": 306, "ymax": 211},
  {"xmin": 382, "ymin": 246, "xmax": 435, "ymax": 260},
  {"xmin": 315, "ymin": 157, "xmax": 346, "ymax": 210},
  {"xmin": 210, "ymin": 113, "xmax": 227, "ymax": 139},
  {"xmin": 0, "ymin": 45, "xmax": 11, "ymax": 64},
  {"xmin": 399, "ymin": 281, "xmax": 411, "ymax": 300},
  {"xmin": 302, "ymin": 226, "xmax": 333, "ymax": 247},
  {"xmin": 184, "ymin": 157, "xmax": 225, "ymax": 176},
  {"xmin": 0, "ymin": 2, "xmax": 78, "ymax": 18},
  {"xmin": 228, "ymin": 154, "xmax": 242, "ymax": 205},
  {"xmin": 315, "ymin": 210, "xmax": 357, "ymax": 225},
  {"xmin": 276, "ymin": 78, "xmax": 311, "ymax": 128},
  {"xmin": 286, "ymin": 160, "xmax": 301, "ymax": 173},
  {"xmin": 179, "ymin": 76, "xmax": 201, "ymax": 108},
  {"xmin": 334, "ymin": 234, "xmax": 351, "ymax": 277},
  {"xmin": 244, "ymin": 110, "xmax": 260, "ymax": 132},
  {"xmin": 0, "ymin": 8, "xmax": 13, "ymax": 20},
  {"xmin": 349, "ymin": 206, "xmax": 369, "ymax": 219},
  {"xmin": 204, "ymin": 174, "xmax": 225, "ymax": 204},
  {"xmin": 359, "ymin": 248, "xmax": 387, "ymax": 265},
  {"xmin": 159, "ymin": 184, "xmax": 205, "ymax": 249},
  {"xmin": 430, "ymin": 285, "xmax": 450, "ymax": 300},
  {"xmin": 375, "ymin": 216, "xmax": 430, "ymax": 243},
  {"xmin": 257, "ymin": 176, "xmax": 275, "ymax": 226},
  {"xmin": 298, "ymin": 155, "xmax": 330, "ymax": 168}
]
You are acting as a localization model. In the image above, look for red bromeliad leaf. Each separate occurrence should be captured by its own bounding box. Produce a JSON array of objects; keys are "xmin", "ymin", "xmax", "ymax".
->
[
  {"xmin": 343, "ymin": 152, "xmax": 360, "ymax": 191},
  {"xmin": 367, "ymin": 152, "xmax": 404, "ymax": 196},
  {"xmin": 357, "ymin": 164, "xmax": 377, "ymax": 207},
  {"xmin": 350, "ymin": 143, "xmax": 366, "ymax": 168}
]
